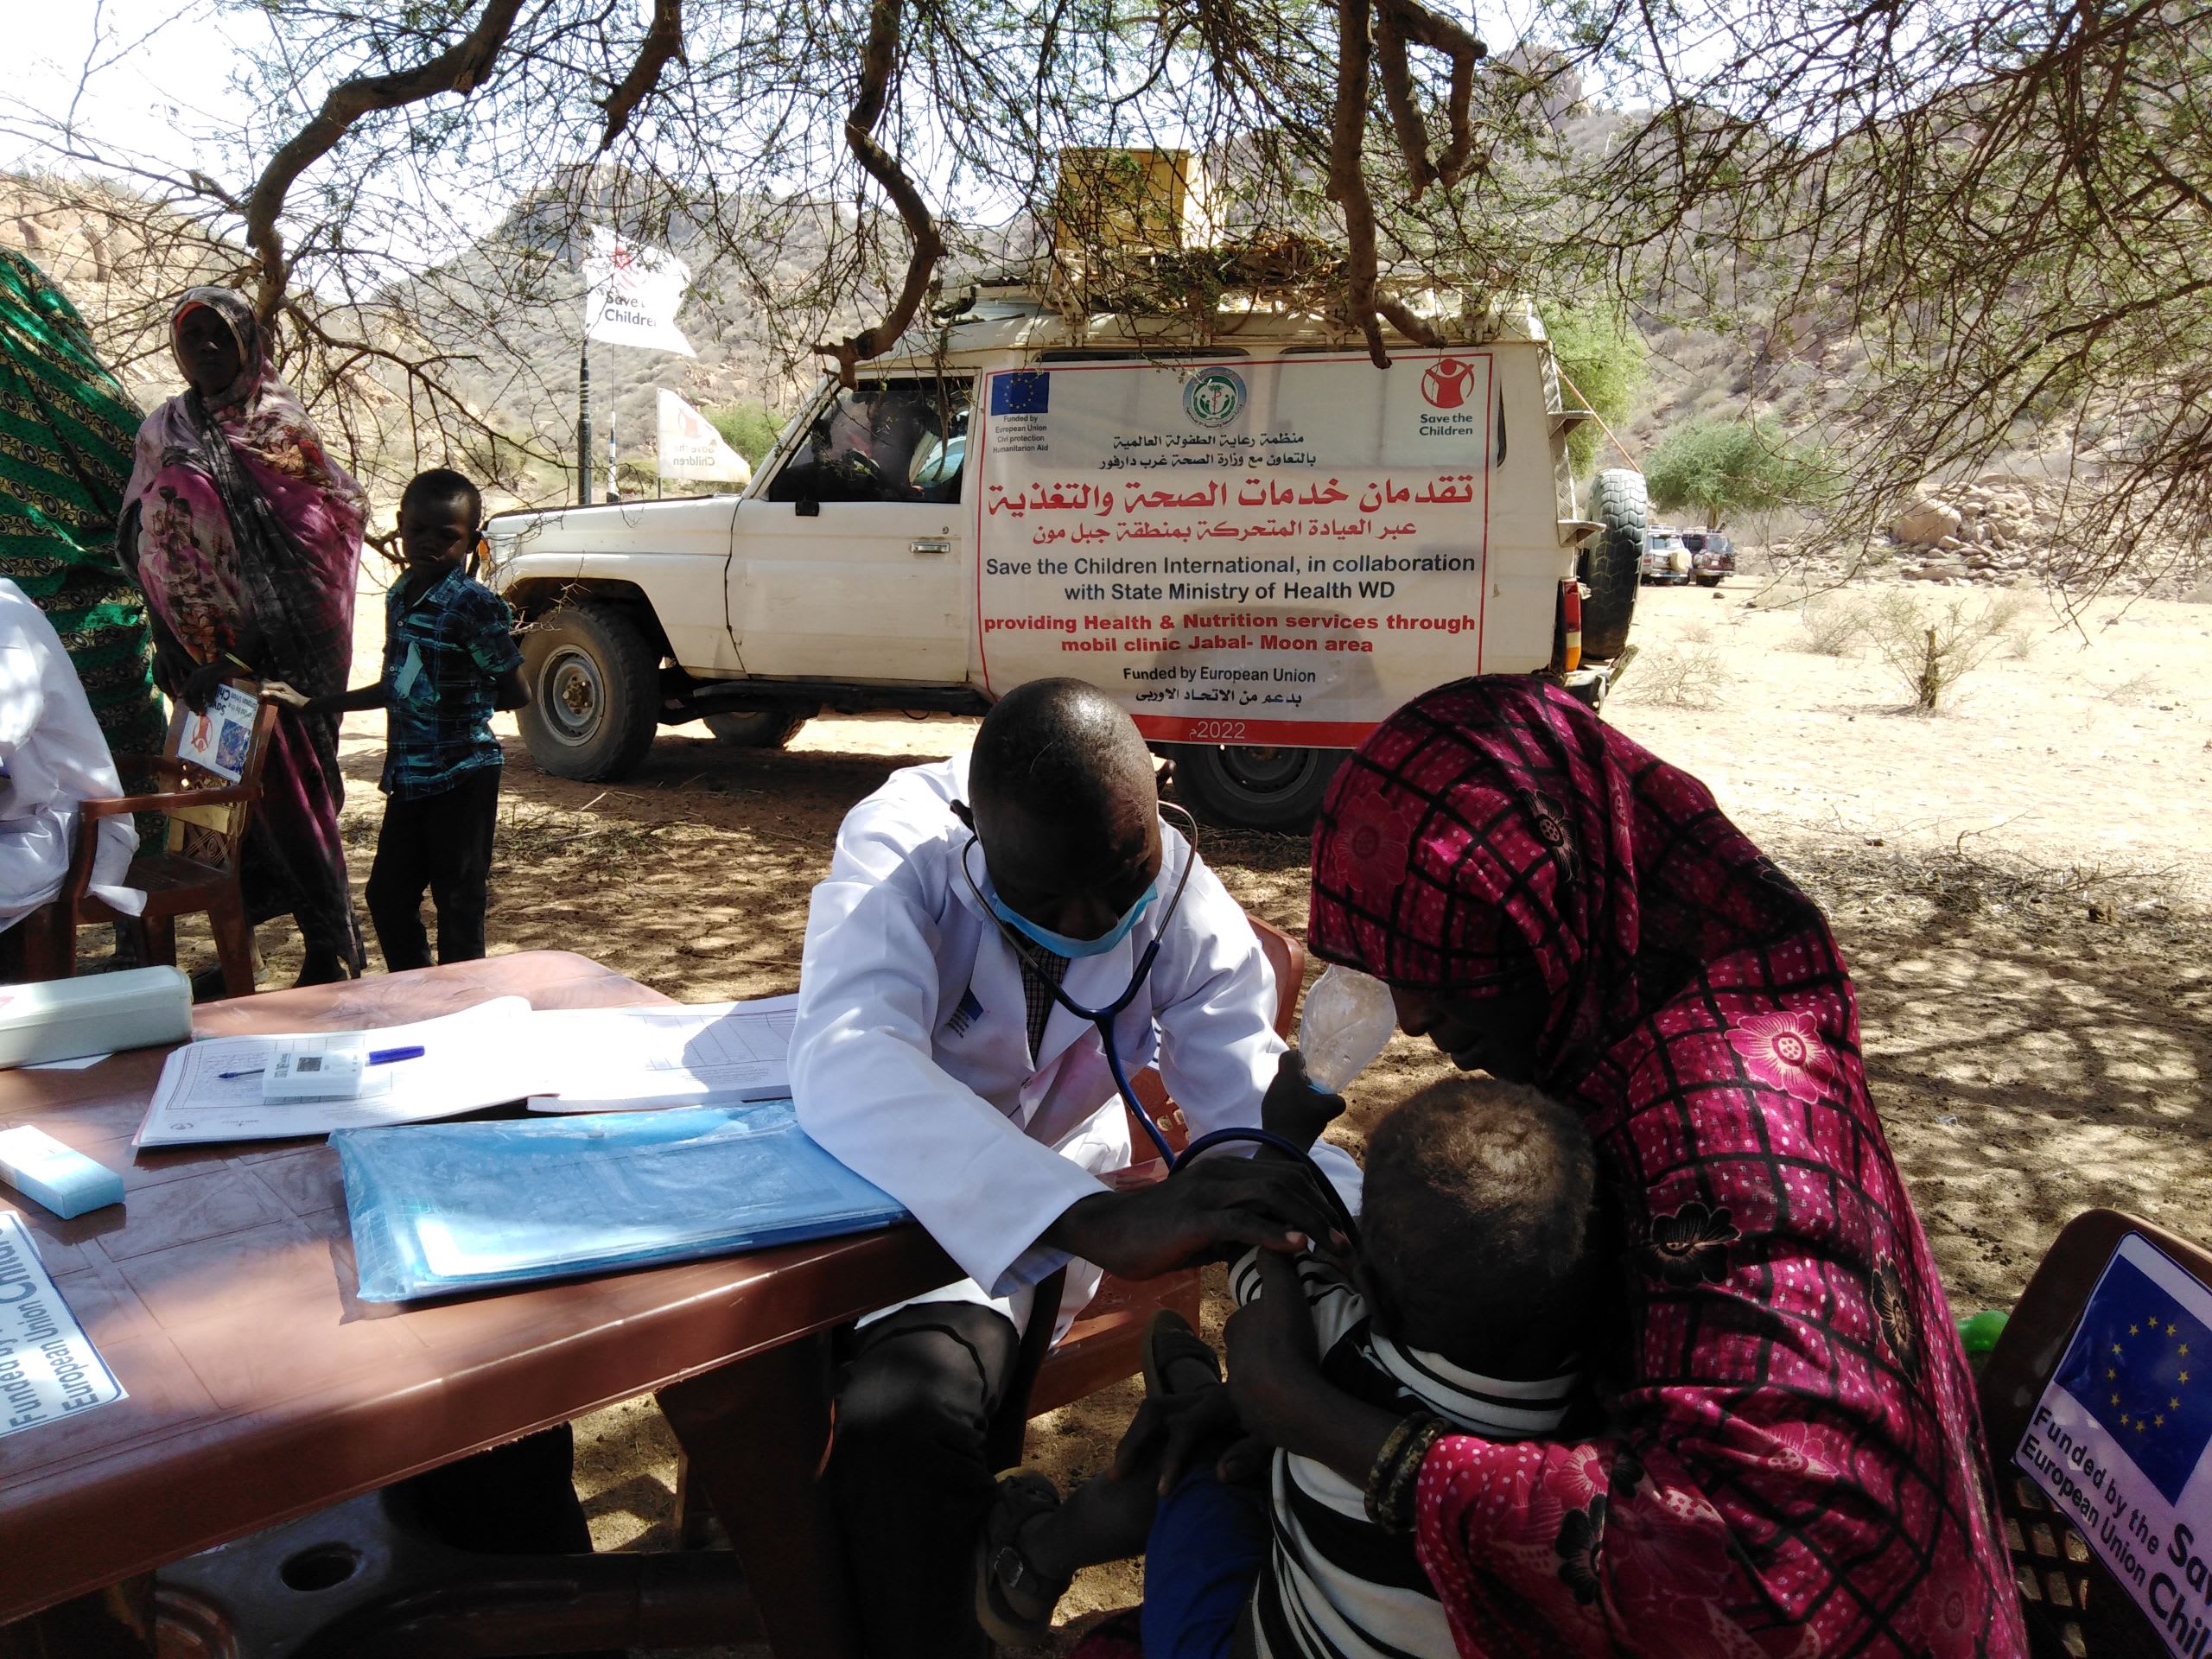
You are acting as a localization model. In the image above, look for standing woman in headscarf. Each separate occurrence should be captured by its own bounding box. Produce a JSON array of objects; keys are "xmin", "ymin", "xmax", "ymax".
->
[
  {"xmin": 0, "ymin": 249, "xmax": 166, "ymax": 758},
  {"xmin": 1224, "ymin": 677, "xmax": 2024, "ymax": 1658},
  {"xmin": 119, "ymin": 287, "xmax": 366, "ymax": 984}
]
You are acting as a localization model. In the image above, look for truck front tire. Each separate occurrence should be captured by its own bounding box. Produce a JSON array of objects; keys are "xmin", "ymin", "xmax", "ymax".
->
[
  {"xmin": 518, "ymin": 601, "xmax": 662, "ymax": 780},
  {"xmin": 1580, "ymin": 468, "xmax": 1647, "ymax": 659},
  {"xmin": 1166, "ymin": 743, "xmax": 1344, "ymax": 832}
]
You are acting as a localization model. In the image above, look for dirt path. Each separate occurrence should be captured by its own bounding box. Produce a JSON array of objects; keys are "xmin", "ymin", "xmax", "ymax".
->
[{"xmin": 217, "ymin": 571, "xmax": 2210, "ymax": 1642}]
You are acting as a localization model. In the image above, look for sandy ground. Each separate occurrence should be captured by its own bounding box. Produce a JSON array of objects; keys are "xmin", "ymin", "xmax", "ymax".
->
[{"xmin": 194, "ymin": 568, "xmax": 2211, "ymax": 1649}]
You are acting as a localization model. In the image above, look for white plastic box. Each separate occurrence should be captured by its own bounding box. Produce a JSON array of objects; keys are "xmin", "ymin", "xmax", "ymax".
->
[{"xmin": 0, "ymin": 966, "xmax": 193, "ymax": 1068}]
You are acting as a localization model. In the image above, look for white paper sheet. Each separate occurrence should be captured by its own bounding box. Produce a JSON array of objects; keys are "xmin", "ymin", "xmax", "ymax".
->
[
  {"xmin": 524, "ymin": 995, "xmax": 797, "ymax": 1112},
  {"xmin": 0, "ymin": 1211, "xmax": 124, "ymax": 1438},
  {"xmin": 134, "ymin": 997, "xmax": 542, "ymax": 1148}
]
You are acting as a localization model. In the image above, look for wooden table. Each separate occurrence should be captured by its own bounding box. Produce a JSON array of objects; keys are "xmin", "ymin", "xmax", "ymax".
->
[{"xmin": 0, "ymin": 952, "xmax": 957, "ymax": 1655}]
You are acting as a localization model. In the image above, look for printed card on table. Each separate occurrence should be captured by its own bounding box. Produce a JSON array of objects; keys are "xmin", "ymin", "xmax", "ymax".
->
[
  {"xmin": 0, "ymin": 1211, "xmax": 125, "ymax": 1439},
  {"xmin": 177, "ymin": 683, "xmax": 257, "ymax": 781},
  {"xmin": 2016, "ymin": 1231, "xmax": 2212, "ymax": 1657}
]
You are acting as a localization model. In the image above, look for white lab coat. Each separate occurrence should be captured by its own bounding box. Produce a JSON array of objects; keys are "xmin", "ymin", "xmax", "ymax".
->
[
  {"xmin": 0, "ymin": 581, "xmax": 138, "ymax": 933},
  {"xmin": 791, "ymin": 753, "xmax": 1359, "ymax": 1338}
]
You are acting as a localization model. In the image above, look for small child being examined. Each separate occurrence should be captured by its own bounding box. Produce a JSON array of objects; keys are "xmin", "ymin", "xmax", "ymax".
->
[
  {"xmin": 977, "ymin": 1070, "xmax": 1603, "ymax": 1659},
  {"xmin": 264, "ymin": 467, "xmax": 526, "ymax": 971}
]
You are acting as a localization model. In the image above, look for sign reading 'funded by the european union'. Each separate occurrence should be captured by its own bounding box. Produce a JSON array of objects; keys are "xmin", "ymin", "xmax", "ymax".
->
[{"xmin": 2019, "ymin": 1233, "xmax": 2212, "ymax": 1657}]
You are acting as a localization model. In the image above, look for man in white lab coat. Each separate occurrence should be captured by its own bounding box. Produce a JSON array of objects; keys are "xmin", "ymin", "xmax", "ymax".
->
[
  {"xmin": 792, "ymin": 679, "xmax": 1358, "ymax": 1659},
  {"xmin": 0, "ymin": 578, "xmax": 138, "ymax": 934}
]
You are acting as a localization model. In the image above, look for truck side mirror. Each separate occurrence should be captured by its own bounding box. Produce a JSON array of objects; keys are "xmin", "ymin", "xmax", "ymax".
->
[{"xmin": 795, "ymin": 499, "xmax": 820, "ymax": 518}]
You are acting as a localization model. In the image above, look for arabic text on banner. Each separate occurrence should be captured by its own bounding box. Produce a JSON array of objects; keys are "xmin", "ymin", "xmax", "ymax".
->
[{"xmin": 973, "ymin": 353, "xmax": 1534, "ymax": 747}]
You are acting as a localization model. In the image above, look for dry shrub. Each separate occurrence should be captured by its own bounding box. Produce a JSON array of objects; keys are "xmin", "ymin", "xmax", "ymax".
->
[
  {"xmin": 1866, "ymin": 591, "xmax": 2012, "ymax": 710},
  {"xmin": 1623, "ymin": 645, "xmax": 1735, "ymax": 709},
  {"xmin": 1797, "ymin": 594, "xmax": 1872, "ymax": 655}
]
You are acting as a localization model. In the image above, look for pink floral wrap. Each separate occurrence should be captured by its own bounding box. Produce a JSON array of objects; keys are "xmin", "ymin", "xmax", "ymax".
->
[{"xmin": 1308, "ymin": 677, "xmax": 2024, "ymax": 1659}]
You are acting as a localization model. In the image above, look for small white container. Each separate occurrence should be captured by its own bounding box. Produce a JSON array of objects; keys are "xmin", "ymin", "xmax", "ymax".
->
[{"xmin": 0, "ymin": 966, "xmax": 193, "ymax": 1068}]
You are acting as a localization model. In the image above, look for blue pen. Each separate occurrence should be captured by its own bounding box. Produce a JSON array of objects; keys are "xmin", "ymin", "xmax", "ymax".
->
[{"xmin": 219, "ymin": 1046, "xmax": 426, "ymax": 1081}]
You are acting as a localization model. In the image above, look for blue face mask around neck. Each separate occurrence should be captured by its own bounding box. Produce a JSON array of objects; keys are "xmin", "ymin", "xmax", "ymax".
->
[{"xmin": 985, "ymin": 877, "xmax": 1159, "ymax": 959}]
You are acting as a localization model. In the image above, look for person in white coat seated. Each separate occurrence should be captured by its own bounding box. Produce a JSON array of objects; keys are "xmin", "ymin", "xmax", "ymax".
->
[
  {"xmin": 0, "ymin": 578, "xmax": 138, "ymax": 937},
  {"xmin": 791, "ymin": 677, "xmax": 1361, "ymax": 1659}
]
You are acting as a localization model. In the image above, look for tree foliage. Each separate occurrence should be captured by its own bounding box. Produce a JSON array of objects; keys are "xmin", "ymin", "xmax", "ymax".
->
[
  {"xmin": 1536, "ymin": 299, "xmax": 1644, "ymax": 475},
  {"xmin": 3, "ymin": 0, "xmax": 2209, "ymax": 588},
  {"xmin": 706, "ymin": 401, "xmax": 785, "ymax": 467},
  {"xmin": 1644, "ymin": 418, "xmax": 1834, "ymax": 529}
]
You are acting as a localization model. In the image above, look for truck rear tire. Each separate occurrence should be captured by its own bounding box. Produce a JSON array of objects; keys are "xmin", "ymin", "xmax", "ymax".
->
[
  {"xmin": 1166, "ymin": 743, "xmax": 1344, "ymax": 832},
  {"xmin": 518, "ymin": 601, "xmax": 662, "ymax": 780},
  {"xmin": 1580, "ymin": 468, "xmax": 1646, "ymax": 659},
  {"xmin": 702, "ymin": 707, "xmax": 811, "ymax": 749}
]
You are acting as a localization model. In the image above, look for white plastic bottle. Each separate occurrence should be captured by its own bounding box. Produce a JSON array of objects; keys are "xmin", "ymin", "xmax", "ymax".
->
[{"xmin": 1297, "ymin": 963, "xmax": 1397, "ymax": 1094}]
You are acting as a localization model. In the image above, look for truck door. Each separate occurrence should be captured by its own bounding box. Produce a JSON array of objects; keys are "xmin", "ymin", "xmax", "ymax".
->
[{"xmin": 731, "ymin": 376, "xmax": 971, "ymax": 683}]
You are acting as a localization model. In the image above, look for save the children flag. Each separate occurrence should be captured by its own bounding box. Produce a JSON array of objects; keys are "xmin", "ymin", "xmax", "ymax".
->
[
  {"xmin": 2017, "ymin": 1231, "xmax": 2212, "ymax": 1657},
  {"xmin": 582, "ymin": 228, "xmax": 696, "ymax": 357},
  {"xmin": 656, "ymin": 389, "xmax": 752, "ymax": 485}
]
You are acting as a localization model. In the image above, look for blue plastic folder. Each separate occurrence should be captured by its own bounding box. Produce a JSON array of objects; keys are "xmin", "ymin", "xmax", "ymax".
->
[{"xmin": 334, "ymin": 1103, "xmax": 909, "ymax": 1302}]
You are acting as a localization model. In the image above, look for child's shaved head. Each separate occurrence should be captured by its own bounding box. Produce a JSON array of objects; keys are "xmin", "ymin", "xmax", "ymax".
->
[{"xmin": 1358, "ymin": 1075, "xmax": 1599, "ymax": 1367}]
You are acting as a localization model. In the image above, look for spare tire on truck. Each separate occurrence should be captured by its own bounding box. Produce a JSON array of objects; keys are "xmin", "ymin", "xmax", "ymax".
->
[
  {"xmin": 1166, "ymin": 742, "xmax": 1345, "ymax": 833},
  {"xmin": 1580, "ymin": 467, "xmax": 1646, "ymax": 660},
  {"xmin": 518, "ymin": 601, "xmax": 662, "ymax": 781}
]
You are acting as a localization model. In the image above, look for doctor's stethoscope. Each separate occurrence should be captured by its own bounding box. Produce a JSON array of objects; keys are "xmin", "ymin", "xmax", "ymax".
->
[{"xmin": 956, "ymin": 803, "xmax": 1359, "ymax": 1242}]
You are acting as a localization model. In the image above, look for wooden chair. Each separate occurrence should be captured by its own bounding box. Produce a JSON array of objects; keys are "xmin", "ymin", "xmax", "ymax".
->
[
  {"xmin": 1977, "ymin": 1209, "xmax": 2209, "ymax": 1658},
  {"xmin": 14, "ymin": 690, "xmax": 276, "ymax": 998}
]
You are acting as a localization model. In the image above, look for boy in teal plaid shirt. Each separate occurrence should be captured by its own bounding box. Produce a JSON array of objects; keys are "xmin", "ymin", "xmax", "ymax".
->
[{"xmin": 265, "ymin": 468, "xmax": 526, "ymax": 971}]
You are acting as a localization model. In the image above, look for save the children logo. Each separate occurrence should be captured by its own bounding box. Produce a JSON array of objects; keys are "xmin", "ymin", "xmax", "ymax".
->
[
  {"xmin": 1184, "ymin": 367, "xmax": 1246, "ymax": 427},
  {"xmin": 1421, "ymin": 358, "xmax": 1477, "ymax": 410}
]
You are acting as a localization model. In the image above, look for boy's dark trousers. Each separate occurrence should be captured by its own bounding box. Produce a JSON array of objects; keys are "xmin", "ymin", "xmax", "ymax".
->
[{"xmin": 366, "ymin": 766, "xmax": 501, "ymax": 972}]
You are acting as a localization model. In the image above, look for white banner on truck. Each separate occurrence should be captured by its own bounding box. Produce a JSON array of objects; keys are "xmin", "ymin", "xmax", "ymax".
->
[
  {"xmin": 582, "ymin": 228, "xmax": 696, "ymax": 357},
  {"xmin": 973, "ymin": 353, "xmax": 1497, "ymax": 747},
  {"xmin": 656, "ymin": 390, "xmax": 753, "ymax": 485}
]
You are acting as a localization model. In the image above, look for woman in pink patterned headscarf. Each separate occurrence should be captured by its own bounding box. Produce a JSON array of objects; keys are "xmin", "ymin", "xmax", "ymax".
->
[
  {"xmin": 1241, "ymin": 677, "xmax": 2023, "ymax": 1657},
  {"xmin": 120, "ymin": 288, "xmax": 366, "ymax": 983}
]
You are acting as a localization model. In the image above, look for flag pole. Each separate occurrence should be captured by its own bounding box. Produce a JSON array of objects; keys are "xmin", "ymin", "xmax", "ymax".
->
[
  {"xmin": 607, "ymin": 415, "xmax": 620, "ymax": 503},
  {"xmin": 576, "ymin": 335, "xmax": 594, "ymax": 505}
]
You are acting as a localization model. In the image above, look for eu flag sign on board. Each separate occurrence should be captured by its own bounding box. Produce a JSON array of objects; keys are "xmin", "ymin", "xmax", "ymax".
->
[
  {"xmin": 2051, "ymin": 1252, "xmax": 2212, "ymax": 1504},
  {"xmin": 990, "ymin": 372, "xmax": 1050, "ymax": 416}
]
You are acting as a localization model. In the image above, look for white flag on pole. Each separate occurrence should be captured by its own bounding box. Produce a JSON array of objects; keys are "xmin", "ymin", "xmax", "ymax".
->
[
  {"xmin": 582, "ymin": 227, "xmax": 696, "ymax": 356},
  {"xmin": 656, "ymin": 389, "xmax": 753, "ymax": 486}
]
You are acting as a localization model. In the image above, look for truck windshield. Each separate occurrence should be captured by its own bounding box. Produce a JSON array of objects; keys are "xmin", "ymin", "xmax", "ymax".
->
[{"xmin": 766, "ymin": 379, "xmax": 972, "ymax": 505}]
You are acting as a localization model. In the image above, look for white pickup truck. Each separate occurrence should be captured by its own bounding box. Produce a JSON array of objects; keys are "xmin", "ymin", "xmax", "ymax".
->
[{"xmin": 486, "ymin": 286, "xmax": 1646, "ymax": 828}]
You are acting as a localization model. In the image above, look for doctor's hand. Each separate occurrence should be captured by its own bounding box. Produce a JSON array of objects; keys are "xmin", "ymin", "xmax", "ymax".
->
[{"xmin": 1042, "ymin": 1158, "xmax": 1345, "ymax": 1282}]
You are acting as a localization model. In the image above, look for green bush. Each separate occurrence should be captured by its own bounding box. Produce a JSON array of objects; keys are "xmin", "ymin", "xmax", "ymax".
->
[
  {"xmin": 1645, "ymin": 416, "xmax": 1834, "ymax": 530},
  {"xmin": 1538, "ymin": 301, "xmax": 1646, "ymax": 475},
  {"xmin": 704, "ymin": 401, "xmax": 786, "ymax": 467}
]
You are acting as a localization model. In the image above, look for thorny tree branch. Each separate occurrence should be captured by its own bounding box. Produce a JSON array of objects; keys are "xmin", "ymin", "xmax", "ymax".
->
[
  {"xmin": 1372, "ymin": 0, "xmax": 1485, "ymax": 193},
  {"xmin": 817, "ymin": 0, "xmax": 944, "ymax": 386},
  {"xmin": 245, "ymin": 0, "xmax": 526, "ymax": 321},
  {"xmin": 600, "ymin": 0, "xmax": 687, "ymax": 152}
]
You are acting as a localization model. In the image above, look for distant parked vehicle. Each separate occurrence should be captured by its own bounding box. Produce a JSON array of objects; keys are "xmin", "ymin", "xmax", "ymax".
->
[
  {"xmin": 1641, "ymin": 526, "xmax": 1694, "ymax": 584},
  {"xmin": 1681, "ymin": 530, "xmax": 1735, "ymax": 588}
]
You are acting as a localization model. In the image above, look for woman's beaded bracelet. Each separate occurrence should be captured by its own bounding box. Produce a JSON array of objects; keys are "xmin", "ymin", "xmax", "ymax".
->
[{"xmin": 1364, "ymin": 1411, "xmax": 1449, "ymax": 1534}]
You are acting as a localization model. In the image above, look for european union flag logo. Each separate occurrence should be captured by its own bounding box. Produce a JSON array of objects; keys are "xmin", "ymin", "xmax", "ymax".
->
[
  {"xmin": 2054, "ymin": 1252, "xmax": 2212, "ymax": 1503},
  {"xmin": 990, "ymin": 372, "xmax": 1050, "ymax": 416}
]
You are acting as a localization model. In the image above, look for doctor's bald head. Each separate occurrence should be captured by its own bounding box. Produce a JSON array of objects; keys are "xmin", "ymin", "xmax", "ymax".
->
[{"xmin": 961, "ymin": 679, "xmax": 1163, "ymax": 944}]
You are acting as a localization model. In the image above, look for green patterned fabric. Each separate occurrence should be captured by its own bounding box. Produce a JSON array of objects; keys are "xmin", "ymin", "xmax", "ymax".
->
[{"xmin": 0, "ymin": 249, "xmax": 165, "ymax": 757}]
